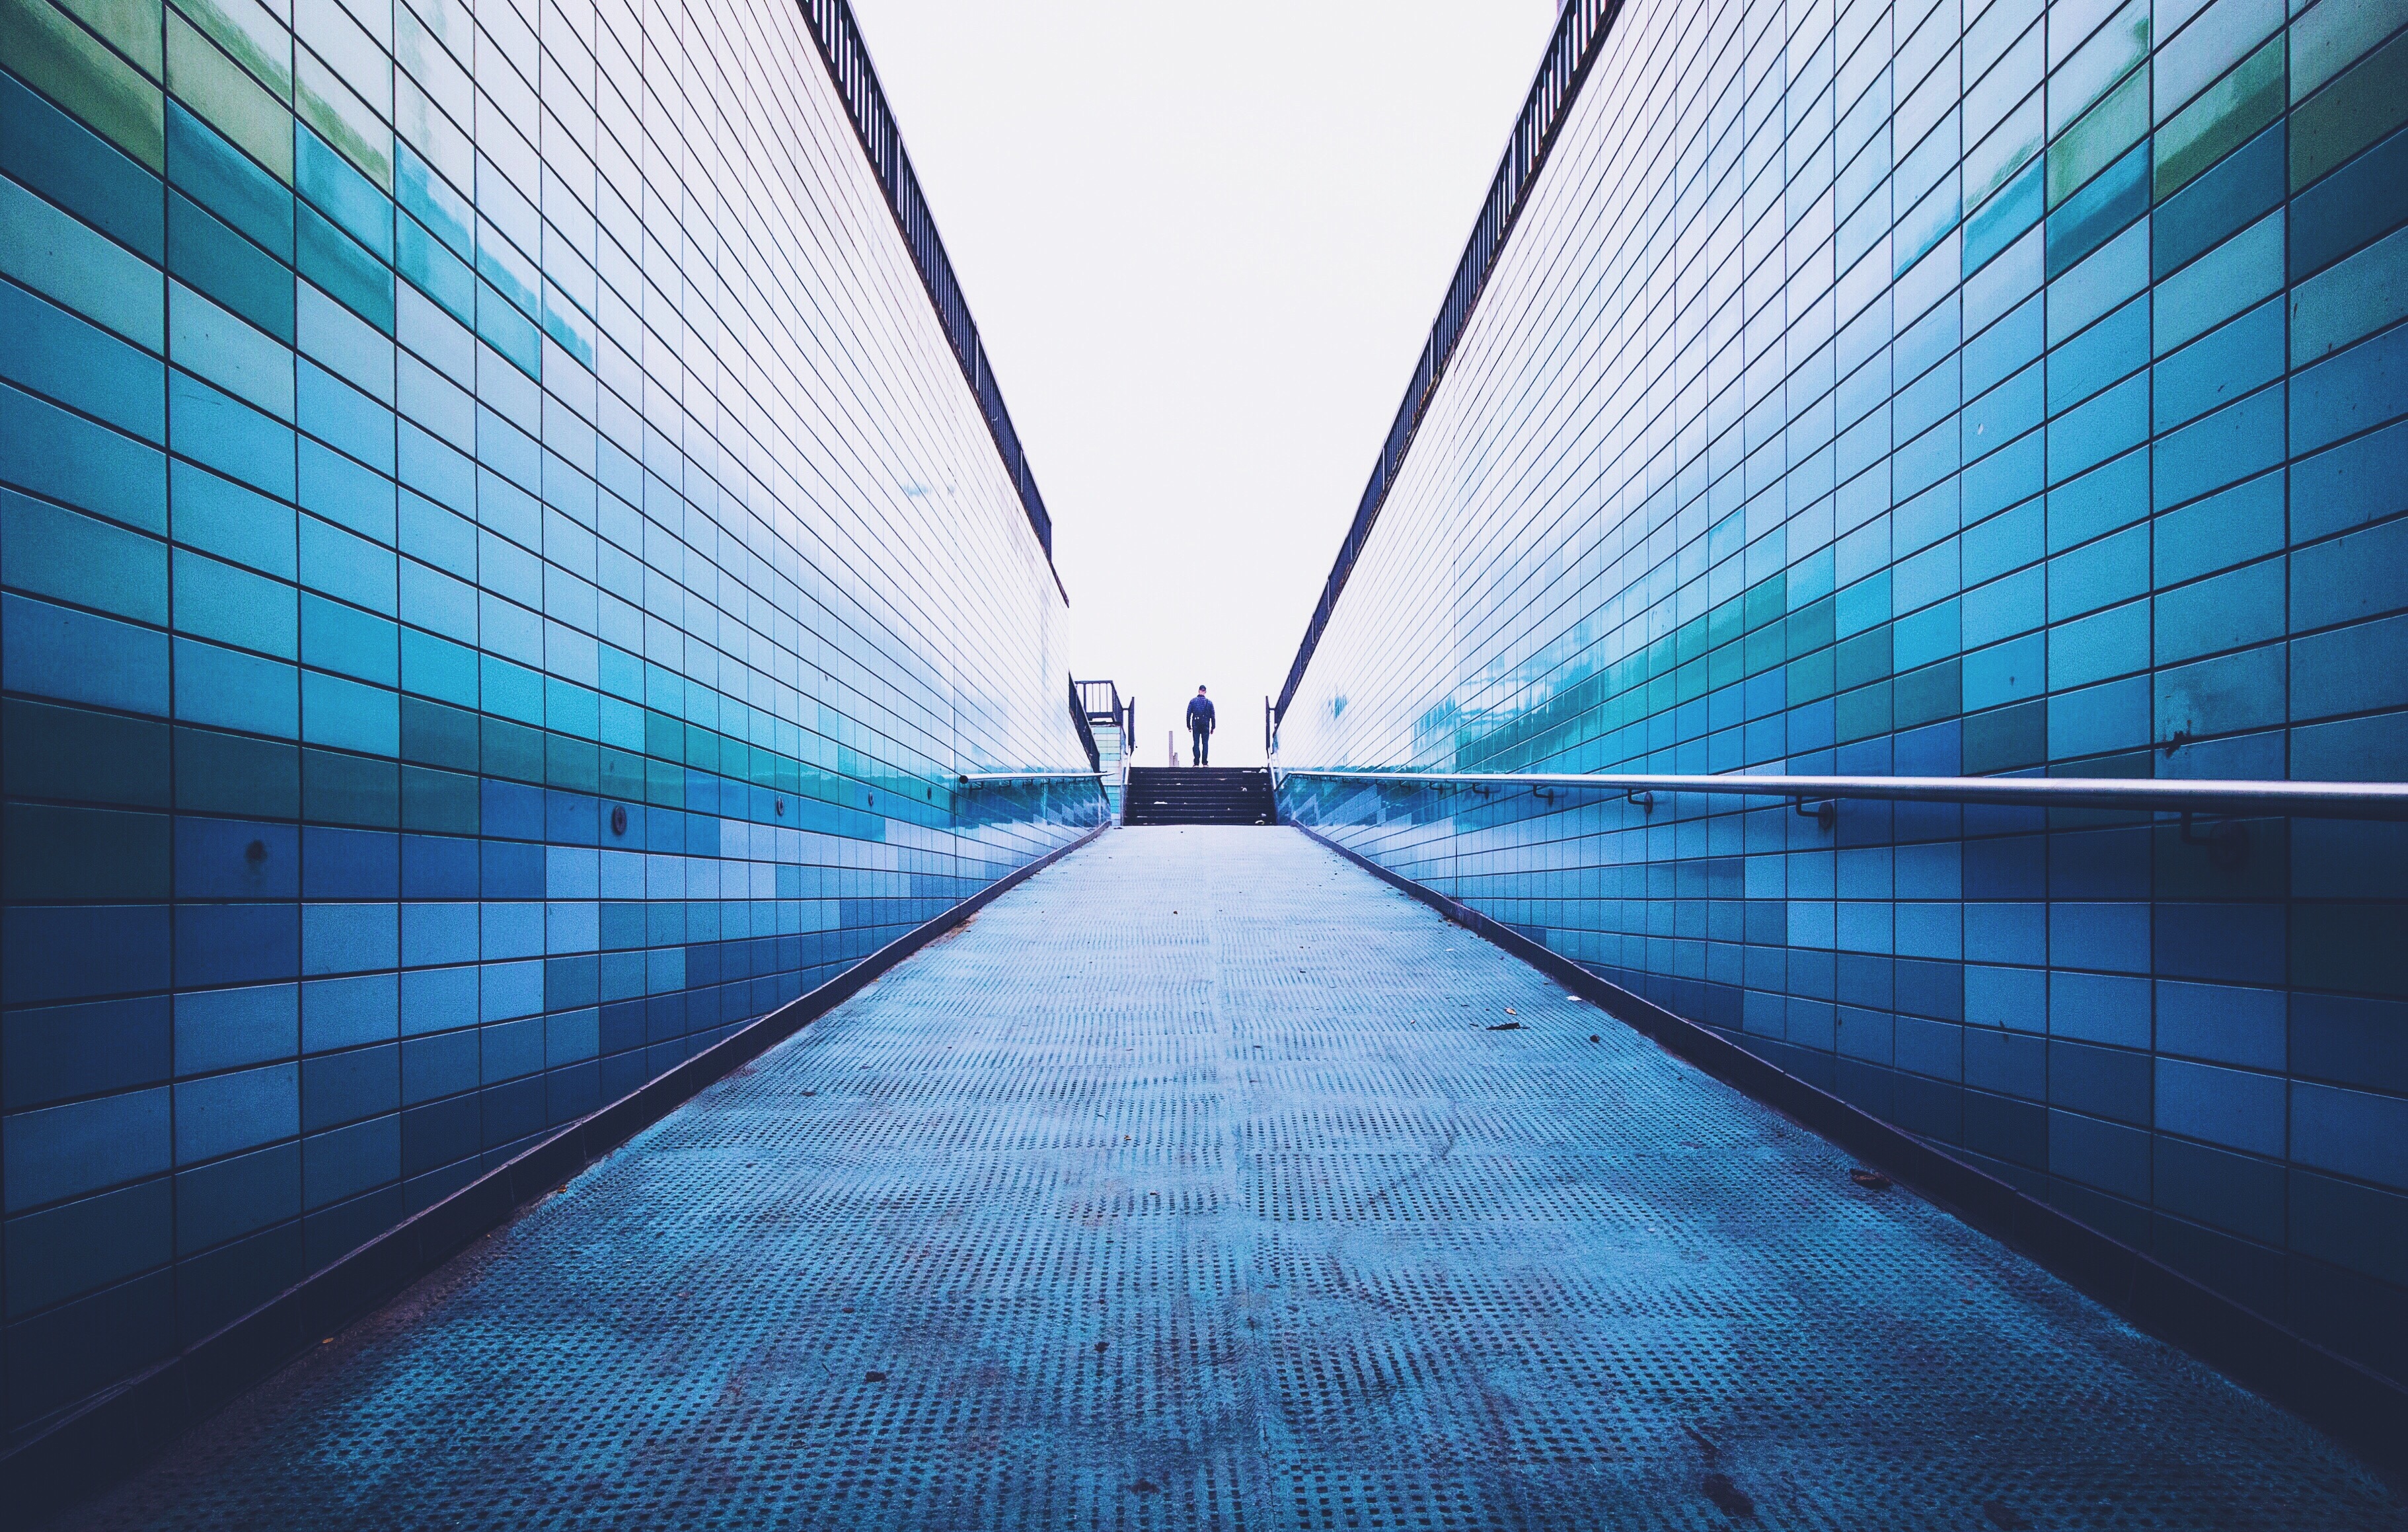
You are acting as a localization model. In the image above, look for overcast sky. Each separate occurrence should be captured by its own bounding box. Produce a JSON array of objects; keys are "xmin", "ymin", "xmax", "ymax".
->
[{"xmin": 848, "ymin": 1, "xmax": 1561, "ymax": 767}]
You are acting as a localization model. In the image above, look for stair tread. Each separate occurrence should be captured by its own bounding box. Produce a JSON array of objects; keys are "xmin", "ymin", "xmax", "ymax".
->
[{"xmin": 1121, "ymin": 767, "xmax": 1274, "ymax": 822}]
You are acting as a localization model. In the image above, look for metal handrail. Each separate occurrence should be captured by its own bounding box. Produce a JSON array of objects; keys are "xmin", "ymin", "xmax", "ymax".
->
[
  {"xmin": 958, "ymin": 770, "xmax": 1104, "ymax": 787},
  {"xmin": 1274, "ymin": 769, "xmax": 2408, "ymax": 821},
  {"xmin": 796, "ymin": 0, "xmax": 1053, "ymax": 559}
]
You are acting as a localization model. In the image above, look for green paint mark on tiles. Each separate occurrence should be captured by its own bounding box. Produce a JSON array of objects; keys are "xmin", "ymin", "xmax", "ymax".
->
[
  {"xmin": 294, "ymin": 33, "xmax": 385, "ymax": 189},
  {"xmin": 52, "ymin": 0, "xmax": 159, "ymax": 80},
  {"xmin": 2154, "ymin": 31, "xmax": 2282, "ymax": 200},
  {"xmin": 2049, "ymin": 0, "xmax": 2149, "ymax": 138},
  {"xmin": 2290, "ymin": 24, "xmax": 2408, "ymax": 188},
  {"xmin": 0, "ymin": 0, "xmax": 165, "ymax": 169},
  {"xmin": 2154, "ymin": 0, "xmax": 2282, "ymax": 126},
  {"xmin": 166, "ymin": 8, "xmax": 289, "ymax": 179},
  {"xmin": 2291, "ymin": 0, "xmax": 2408, "ymax": 104},
  {"xmin": 2050, "ymin": 65, "xmax": 2147, "ymax": 210},
  {"xmin": 172, "ymin": 0, "xmax": 289, "ymax": 100}
]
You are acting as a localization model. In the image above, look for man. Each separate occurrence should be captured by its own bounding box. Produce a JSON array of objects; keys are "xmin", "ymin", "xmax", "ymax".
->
[{"xmin": 1185, "ymin": 686, "xmax": 1216, "ymax": 766}]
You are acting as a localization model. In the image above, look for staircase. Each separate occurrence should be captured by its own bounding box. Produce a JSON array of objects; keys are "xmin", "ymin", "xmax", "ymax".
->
[{"xmin": 1121, "ymin": 767, "xmax": 1277, "ymax": 826}]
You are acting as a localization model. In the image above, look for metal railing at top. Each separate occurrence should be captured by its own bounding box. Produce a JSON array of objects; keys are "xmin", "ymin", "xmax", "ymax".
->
[
  {"xmin": 1274, "ymin": 769, "xmax": 2408, "ymax": 823},
  {"xmin": 1275, "ymin": 0, "xmax": 1626, "ymax": 725},
  {"xmin": 1074, "ymin": 679, "xmax": 1127, "ymax": 725},
  {"xmin": 795, "ymin": 0, "xmax": 1054, "ymax": 560}
]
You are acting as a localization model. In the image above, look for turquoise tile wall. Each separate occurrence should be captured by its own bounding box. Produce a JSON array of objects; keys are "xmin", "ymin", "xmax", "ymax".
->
[
  {"xmin": 0, "ymin": 0, "xmax": 1097, "ymax": 1428},
  {"xmin": 1281, "ymin": 0, "xmax": 2408, "ymax": 1386}
]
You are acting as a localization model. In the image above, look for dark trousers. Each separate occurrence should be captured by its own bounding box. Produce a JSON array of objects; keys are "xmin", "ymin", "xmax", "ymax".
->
[{"xmin": 1190, "ymin": 727, "xmax": 1210, "ymax": 766}]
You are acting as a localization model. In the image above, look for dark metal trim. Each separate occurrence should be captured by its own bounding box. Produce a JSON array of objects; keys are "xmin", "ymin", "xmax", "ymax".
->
[
  {"xmin": 1277, "ymin": 767, "xmax": 2408, "ymax": 821},
  {"xmin": 793, "ymin": 0, "xmax": 1058, "ymax": 565},
  {"xmin": 1, "ymin": 823, "xmax": 1111, "ymax": 1523},
  {"xmin": 1285, "ymin": 818, "xmax": 2408, "ymax": 1482},
  {"xmin": 1275, "ymin": 0, "xmax": 1627, "ymax": 723}
]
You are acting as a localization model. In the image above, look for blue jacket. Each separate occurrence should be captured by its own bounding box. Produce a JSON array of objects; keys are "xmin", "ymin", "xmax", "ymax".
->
[{"xmin": 1185, "ymin": 696, "xmax": 1216, "ymax": 733}]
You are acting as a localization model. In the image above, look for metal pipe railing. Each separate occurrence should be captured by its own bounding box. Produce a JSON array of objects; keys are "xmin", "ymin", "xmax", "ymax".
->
[
  {"xmin": 1274, "ymin": 769, "xmax": 2408, "ymax": 822},
  {"xmin": 958, "ymin": 771, "xmax": 1104, "ymax": 788}
]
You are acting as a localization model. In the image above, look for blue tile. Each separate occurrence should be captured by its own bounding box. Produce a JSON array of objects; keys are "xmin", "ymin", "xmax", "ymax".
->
[
  {"xmin": 301, "ymin": 1113, "xmax": 400, "ymax": 1209},
  {"xmin": 400, "ymin": 1094, "xmax": 480, "ymax": 1178},
  {"xmin": 2156, "ymin": 1059, "xmax": 2284, "ymax": 1155},
  {"xmin": 175, "ymin": 904, "xmax": 299, "ymax": 989},
  {"xmin": 2290, "ymin": 1082, "xmax": 2408, "ymax": 1192},
  {"xmin": 0, "ymin": 68, "xmax": 164, "ymax": 259},
  {"xmin": 3, "ymin": 1267, "xmax": 174, "ymax": 1425},
  {"xmin": 173, "ymin": 1140, "xmax": 300, "ymax": 1253},
  {"xmin": 3, "ymin": 904, "xmax": 171, "ymax": 1005},
  {"xmin": 2, "ymin": 995, "xmax": 170, "ymax": 1109},
  {"xmin": 2049, "ymin": 1040, "xmax": 2152, "ymax": 1126},
  {"xmin": 2290, "ymin": 1171, "xmax": 2408, "ymax": 1287},
  {"xmin": 2049, "ymin": 902, "xmax": 2149, "ymax": 973},
  {"xmin": 2152, "ymin": 904, "xmax": 2283, "ymax": 986},
  {"xmin": 2291, "ymin": 992, "xmax": 2408, "ymax": 1094},
  {"xmin": 2048, "ymin": 1109, "xmax": 2152, "ymax": 1200},
  {"xmin": 2, "ymin": 1178, "xmax": 172, "ymax": 1314},
  {"xmin": 2051, "ymin": 970, "xmax": 2152, "ymax": 1050},
  {"xmin": 2156, "ymin": 1135, "xmax": 2286, "ymax": 1243},
  {"xmin": 175, "ymin": 1220, "xmax": 303, "ymax": 1344},
  {"xmin": 2156, "ymin": 122, "xmax": 2284, "ymax": 281},
  {"xmin": 2156, "ymin": 980, "xmax": 2286, "ymax": 1070},
  {"xmin": 3, "ymin": 1087, "xmax": 170, "ymax": 1209},
  {"xmin": 175, "ymin": 983, "xmax": 298, "ymax": 1076},
  {"xmin": 174, "ymin": 1064, "xmax": 299, "ymax": 1165}
]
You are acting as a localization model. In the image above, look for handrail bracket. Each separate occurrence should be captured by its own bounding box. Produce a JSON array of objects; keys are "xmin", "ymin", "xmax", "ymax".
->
[{"xmin": 2179, "ymin": 810, "xmax": 2252, "ymax": 870}]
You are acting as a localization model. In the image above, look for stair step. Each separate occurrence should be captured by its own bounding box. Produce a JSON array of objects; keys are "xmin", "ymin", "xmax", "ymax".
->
[{"xmin": 1119, "ymin": 767, "xmax": 1277, "ymax": 825}]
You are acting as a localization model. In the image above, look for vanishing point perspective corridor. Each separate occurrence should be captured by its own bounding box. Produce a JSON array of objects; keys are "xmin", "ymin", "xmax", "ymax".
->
[{"xmin": 52, "ymin": 828, "xmax": 2398, "ymax": 1530}]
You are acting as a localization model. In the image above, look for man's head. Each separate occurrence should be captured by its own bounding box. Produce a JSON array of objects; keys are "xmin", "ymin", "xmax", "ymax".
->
[{"xmin": 1197, "ymin": 686, "xmax": 1207, "ymax": 695}]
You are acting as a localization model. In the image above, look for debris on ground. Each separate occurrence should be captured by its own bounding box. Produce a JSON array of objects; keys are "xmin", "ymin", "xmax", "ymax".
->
[
  {"xmin": 1487, "ymin": 1021, "xmax": 1521, "ymax": 1031},
  {"xmin": 1849, "ymin": 1169, "xmax": 1893, "ymax": 1190},
  {"xmin": 1700, "ymin": 1472, "xmax": 1755, "ymax": 1517}
]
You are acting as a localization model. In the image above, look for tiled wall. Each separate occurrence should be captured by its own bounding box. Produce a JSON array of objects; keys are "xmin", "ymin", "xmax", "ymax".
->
[
  {"xmin": 0, "ymin": 0, "xmax": 1099, "ymax": 1430},
  {"xmin": 1279, "ymin": 0, "xmax": 2408, "ymax": 1384},
  {"xmin": 1094, "ymin": 721, "xmax": 1127, "ymax": 817}
]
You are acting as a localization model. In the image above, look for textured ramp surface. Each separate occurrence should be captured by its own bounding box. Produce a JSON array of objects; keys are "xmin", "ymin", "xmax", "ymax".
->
[{"xmin": 54, "ymin": 828, "xmax": 2403, "ymax": 1531}]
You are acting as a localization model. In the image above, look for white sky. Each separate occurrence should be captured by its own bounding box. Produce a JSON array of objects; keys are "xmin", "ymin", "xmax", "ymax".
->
[{"xmin": 848, "ymin": 1, "xmax": 1561, "ymax": 767}]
